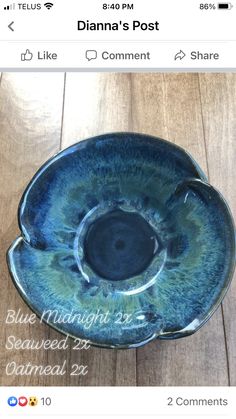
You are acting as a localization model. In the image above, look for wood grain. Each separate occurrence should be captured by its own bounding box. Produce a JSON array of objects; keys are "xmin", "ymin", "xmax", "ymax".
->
[
  {"xmin": 0, "ymin": 72, "xmax": 235, "ymax": 386},
  {"xmin": 198, "ymin": 73, "xmax": 236, "ymax": 385},
  {"xmin": 0, "ymin": 73, "xmax": 65, "ymax": 385}
]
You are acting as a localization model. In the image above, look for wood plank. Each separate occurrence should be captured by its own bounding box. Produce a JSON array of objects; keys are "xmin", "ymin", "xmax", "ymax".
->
[
  {"xmin": 61, "ymin": 72, "xmax": 136, "ymax": 386},
  {"xmin": 0, "ymin": 73, "xmax": 65, "ymax": 385},
  {"xmin": 133, "ymin": 73, "xmax": 228, "ymax": 386},
  {"xmin": 198, "ymin": 73, "xmax": 236, "ymax": 385}
]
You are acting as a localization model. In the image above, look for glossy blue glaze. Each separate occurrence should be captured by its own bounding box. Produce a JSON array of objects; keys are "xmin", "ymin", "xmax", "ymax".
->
[{"xmin": 7, "ymin": 133, "xmax": 235, "ymax": 348}]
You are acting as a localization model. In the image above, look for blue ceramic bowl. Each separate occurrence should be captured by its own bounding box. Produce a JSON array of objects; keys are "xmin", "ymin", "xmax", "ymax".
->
[{"xmin": 7, "ymin": 133, "xmax": 235, "ymax": 348}]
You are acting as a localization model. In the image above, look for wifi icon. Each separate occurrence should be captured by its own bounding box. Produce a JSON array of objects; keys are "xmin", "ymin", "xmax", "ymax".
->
[{"xmin": 44, "ymin": 2, "xmax": 53, "ymax": 9}]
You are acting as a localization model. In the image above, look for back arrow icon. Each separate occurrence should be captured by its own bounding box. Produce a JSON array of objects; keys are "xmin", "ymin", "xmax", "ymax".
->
[{"xmin": 8, "ymin": 21, "xmax": 14, "ymax": 31}]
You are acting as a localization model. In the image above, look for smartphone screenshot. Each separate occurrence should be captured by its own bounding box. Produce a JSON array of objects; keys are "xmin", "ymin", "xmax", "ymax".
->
[{"xmin": 0, "ymin": 1, "xmax": 235, "ymax": 418}]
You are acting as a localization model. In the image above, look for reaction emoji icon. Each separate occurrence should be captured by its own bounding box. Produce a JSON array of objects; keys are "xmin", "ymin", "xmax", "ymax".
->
[
  {"xmin": 29, "ymin": 396, "xmax": 38, "ymax": 407},
  {"xmin": 8, "ymin": 396, "xmax": 18, "ymax": 407},
  {"xmin": 18, "ymin": 396, "xmax": 28, "ymax": 407}
]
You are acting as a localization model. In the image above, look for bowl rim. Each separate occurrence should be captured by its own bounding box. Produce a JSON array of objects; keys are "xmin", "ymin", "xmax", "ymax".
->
[{"xmin": 6, "ymin": 132, "xmax": 236, "ymax": 349}]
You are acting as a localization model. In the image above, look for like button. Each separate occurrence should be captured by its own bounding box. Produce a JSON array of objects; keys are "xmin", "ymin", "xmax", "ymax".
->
[{"xmin": 21, "ymin": 49, "xmax": 33, "ymax": 61}]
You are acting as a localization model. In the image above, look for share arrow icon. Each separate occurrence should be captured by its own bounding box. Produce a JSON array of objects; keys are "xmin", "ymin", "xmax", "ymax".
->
[{"xmin": 174, "ymin": 50, "xmax": 186, "ymax": 60}]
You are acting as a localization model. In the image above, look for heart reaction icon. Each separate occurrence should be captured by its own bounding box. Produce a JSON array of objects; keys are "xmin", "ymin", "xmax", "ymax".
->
[{"xmin": 18, "ymin": 396, "xmax": 28, "ymax": 407}]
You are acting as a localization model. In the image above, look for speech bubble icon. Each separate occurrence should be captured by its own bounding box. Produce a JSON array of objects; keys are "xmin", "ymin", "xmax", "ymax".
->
[{"xmin": 86, "ymin": 50, "xmax": 97, "ymax": 61}]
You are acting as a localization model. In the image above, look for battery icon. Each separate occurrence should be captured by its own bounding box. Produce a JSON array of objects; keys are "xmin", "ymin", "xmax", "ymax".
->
[{"xmin": 217, "ymin": 3, "xmax": 233, "ymax": 8}]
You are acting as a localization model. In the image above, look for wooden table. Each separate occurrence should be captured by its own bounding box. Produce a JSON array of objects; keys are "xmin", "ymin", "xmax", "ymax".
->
[{"xmin": 0, "ymin": 72, "xmax": 235, "ymax": 386}]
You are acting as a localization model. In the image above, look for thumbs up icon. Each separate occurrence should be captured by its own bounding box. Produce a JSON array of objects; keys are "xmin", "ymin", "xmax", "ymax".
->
[{"xmin": 21, "ymin": 49, "xmax": 33, "ymax": 61}]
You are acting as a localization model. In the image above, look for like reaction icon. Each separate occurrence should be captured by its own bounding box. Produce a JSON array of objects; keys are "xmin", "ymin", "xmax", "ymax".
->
[
  {"xmin": 18, "ymin": 396, "xmax": 28, "ymax": 407},
  {"xmin": 7, "ymin": 396, "xmax": 18, "ymax": 407},
  {"xmin": 21, "ymin": 49, "xmax": 33, "ymax": 61}
]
